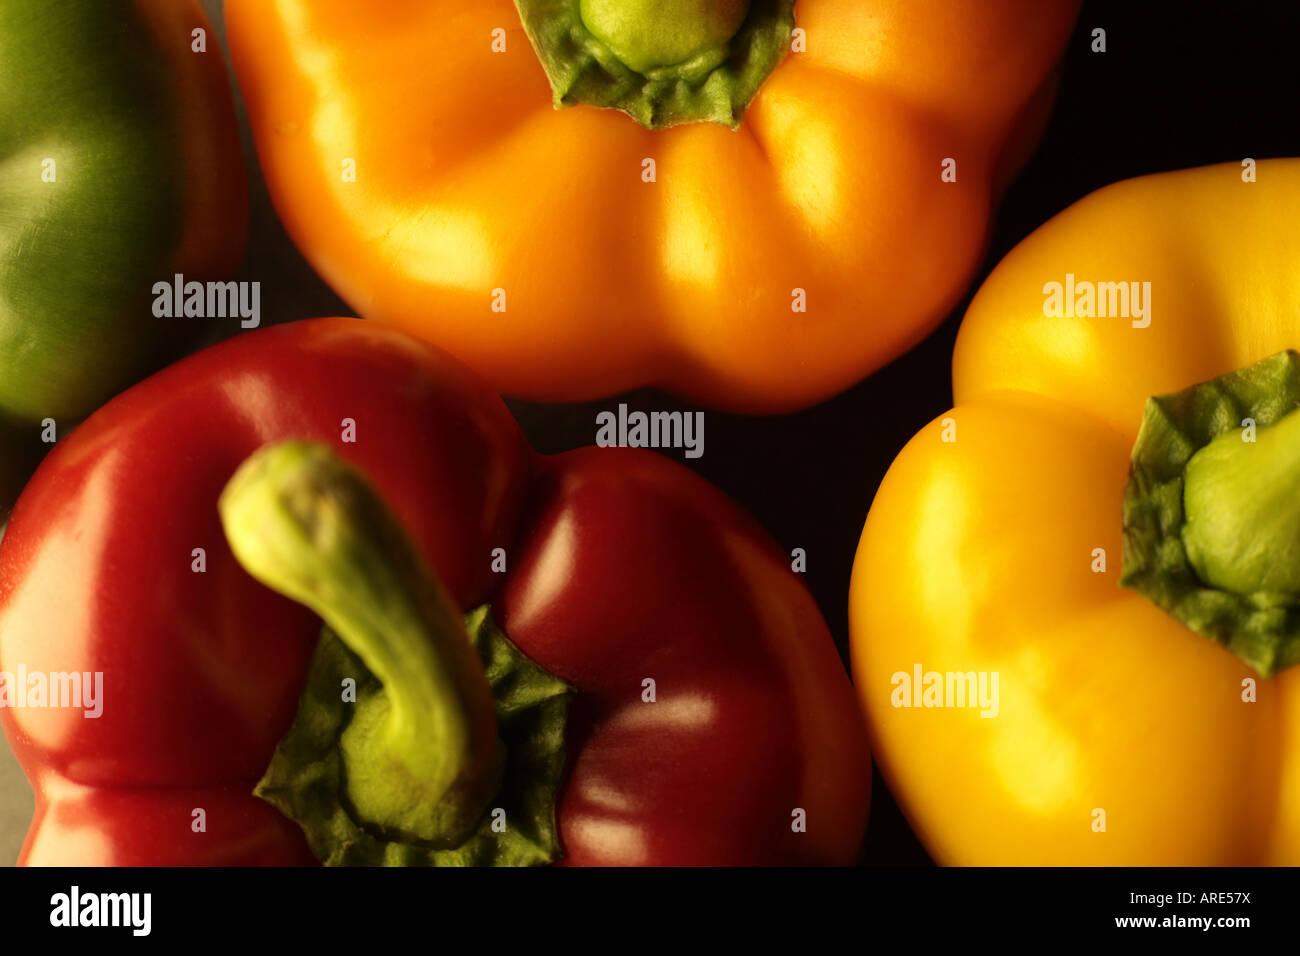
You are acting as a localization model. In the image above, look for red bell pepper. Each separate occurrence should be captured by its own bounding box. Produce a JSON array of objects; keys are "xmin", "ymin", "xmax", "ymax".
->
[{"xmin": 0, "ymin": 317, "xmax": 869, "ymax": 866}]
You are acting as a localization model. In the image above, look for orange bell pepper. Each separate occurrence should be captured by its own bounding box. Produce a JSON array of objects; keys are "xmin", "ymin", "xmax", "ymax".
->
[{"xmin": 226, "ymin": 0, "xmax": 1079, "ymax": 411}]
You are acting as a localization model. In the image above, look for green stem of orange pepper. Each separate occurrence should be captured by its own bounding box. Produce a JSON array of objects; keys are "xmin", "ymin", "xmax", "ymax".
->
[{"xmin": 514, "ymin": 0, "xmax": 795, "ymax": 129}]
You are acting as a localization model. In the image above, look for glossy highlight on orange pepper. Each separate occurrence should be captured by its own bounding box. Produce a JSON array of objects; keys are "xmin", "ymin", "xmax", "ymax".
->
[{"xmin": 226, "ymin": 0, "xmax": 1079, "ymax": 412}]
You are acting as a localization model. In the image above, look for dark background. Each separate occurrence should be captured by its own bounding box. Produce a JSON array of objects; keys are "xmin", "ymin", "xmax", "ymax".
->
[{"xmin": 3, "ymin": 0, "xmax": 1299, "ymax": 865}]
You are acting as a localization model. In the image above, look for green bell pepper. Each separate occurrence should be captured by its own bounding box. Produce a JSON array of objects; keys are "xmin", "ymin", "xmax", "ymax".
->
[{"xmin": 0, "ymin": 0, "xmax": 247, "ymax": 508}]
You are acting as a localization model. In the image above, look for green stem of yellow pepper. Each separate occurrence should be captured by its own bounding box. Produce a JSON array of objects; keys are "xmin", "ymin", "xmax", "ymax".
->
[
  {"xmin": 1121, "ymin": 351, "xmax": 1300, "ymax": 677},
  {"xmin": 1182, "ymin": 404, "xmax": 1300, "ymax": 595}
]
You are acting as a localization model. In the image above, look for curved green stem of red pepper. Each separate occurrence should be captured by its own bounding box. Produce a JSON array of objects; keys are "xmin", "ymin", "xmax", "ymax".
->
[
  {"xmin": 220, "ymin": 441, "xmax": 506, "ymax": 846},
  {"xmin": 220, "ymin": 440, "xmax": 570, "ymax": 866}
]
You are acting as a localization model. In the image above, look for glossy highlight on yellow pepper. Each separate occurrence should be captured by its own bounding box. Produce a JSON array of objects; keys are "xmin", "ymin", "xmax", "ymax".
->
[{"xmin": 850, "ymin": 159, "xmax": 1300, "ymax": 865}]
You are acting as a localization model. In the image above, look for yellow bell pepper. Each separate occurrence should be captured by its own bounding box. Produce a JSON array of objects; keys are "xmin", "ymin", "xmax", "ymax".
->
[{"xmin": 850, "ymin": 158, "xmax": 1300, "ymax": 865}]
